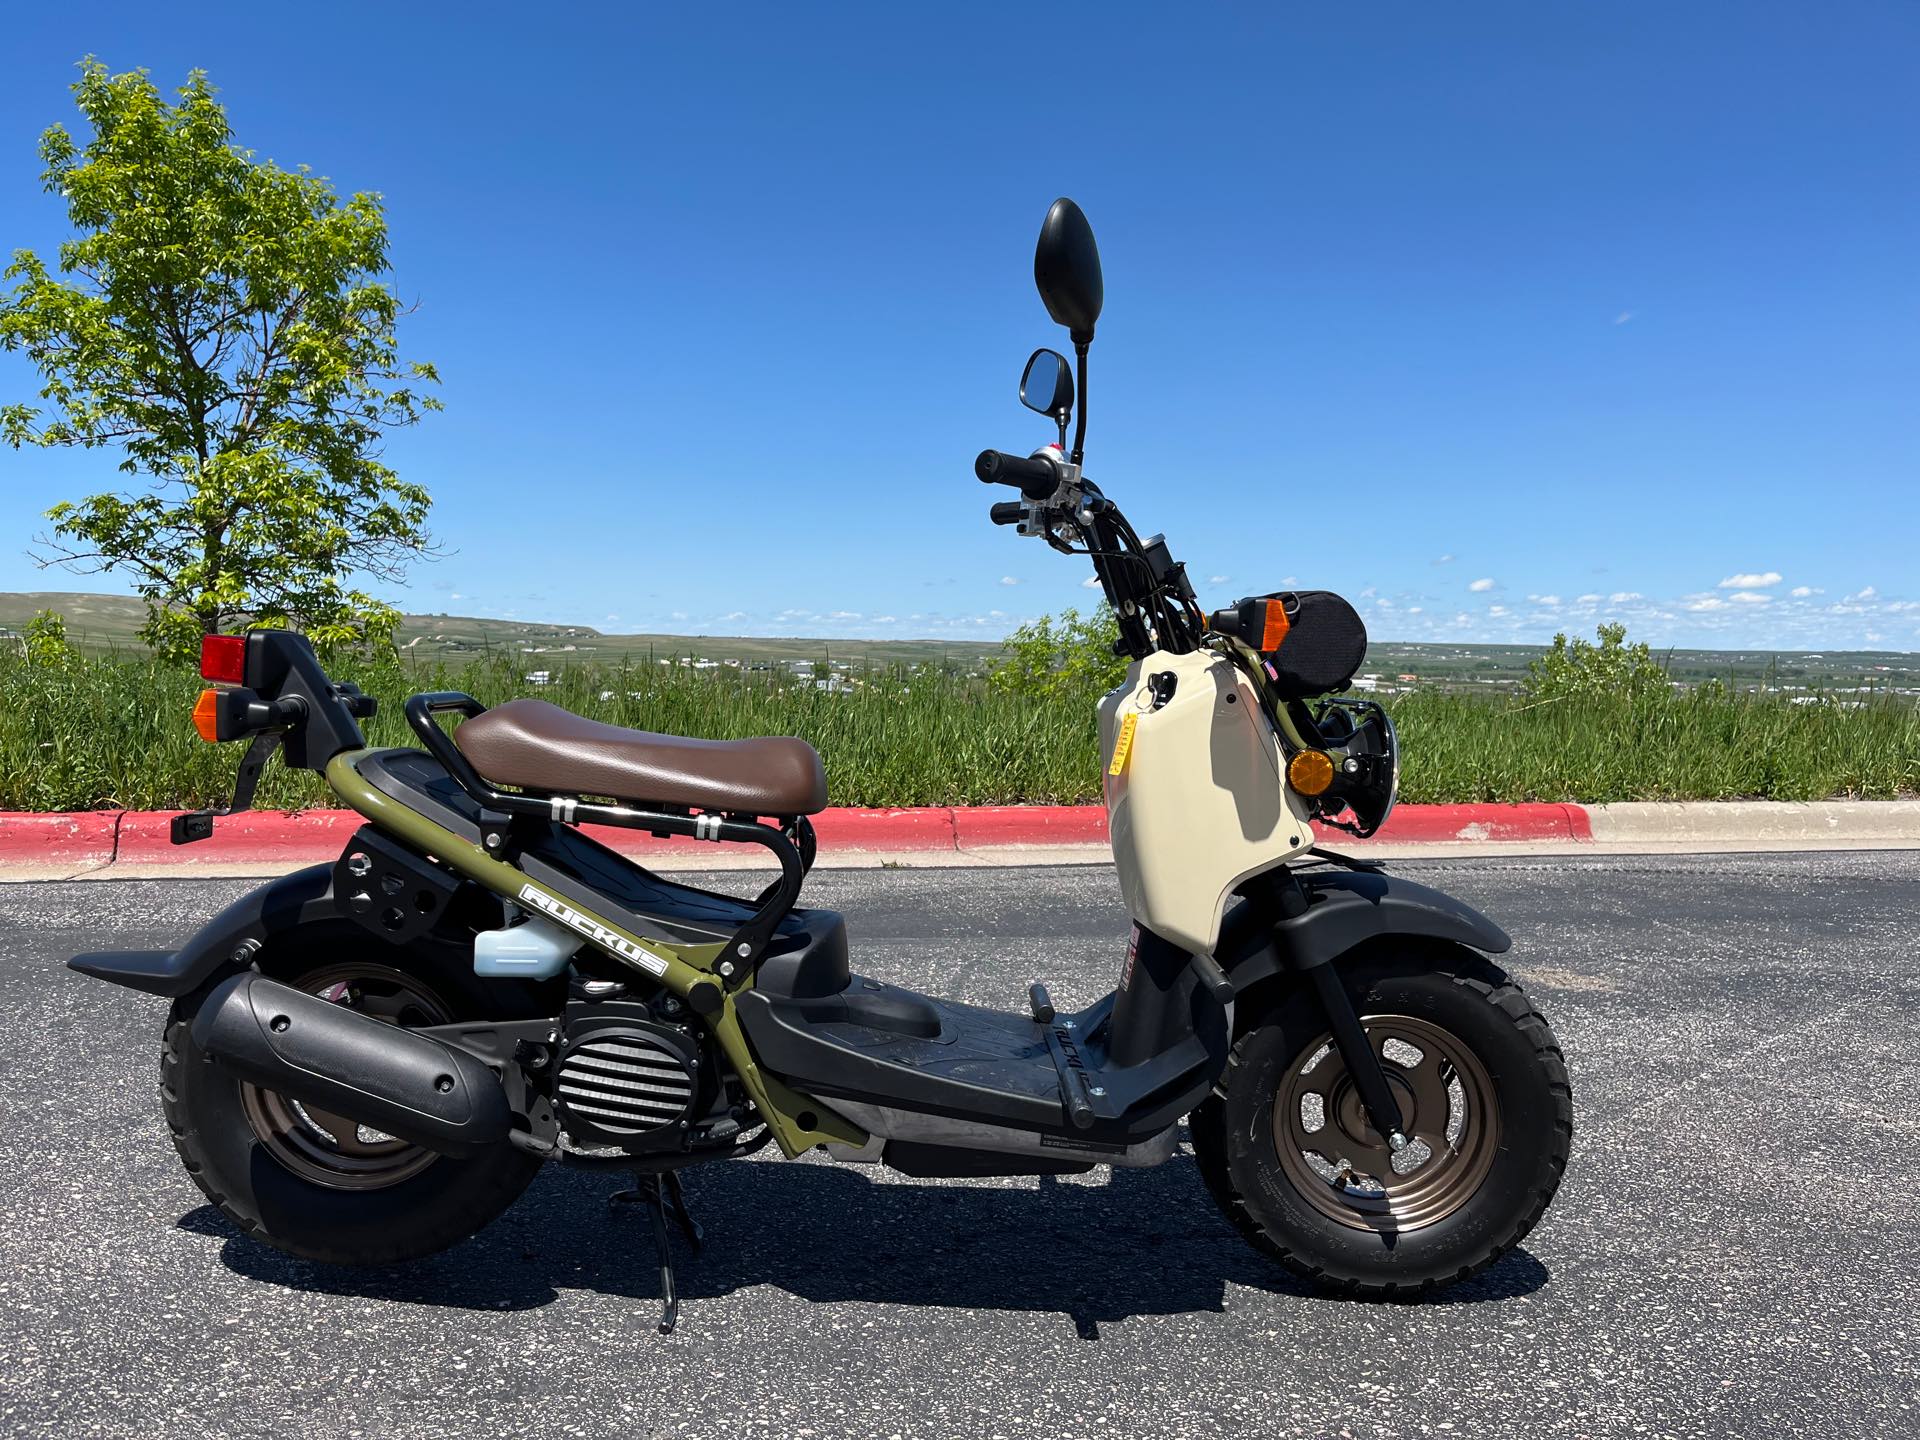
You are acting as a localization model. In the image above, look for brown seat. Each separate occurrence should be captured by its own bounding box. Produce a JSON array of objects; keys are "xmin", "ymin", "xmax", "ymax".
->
[{"xmin": 453, "ymin": 698, "xmax": 828, "ymax": 816}]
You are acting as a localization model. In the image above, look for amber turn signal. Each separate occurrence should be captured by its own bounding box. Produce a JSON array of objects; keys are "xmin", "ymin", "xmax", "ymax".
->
[
  {"xmin": 1287, "ymin": 748, "xmax": 1335, "ymax": 796},
  {"xmin": 191, "ymin": 688, "xmax": 222, "ymax": 743}
]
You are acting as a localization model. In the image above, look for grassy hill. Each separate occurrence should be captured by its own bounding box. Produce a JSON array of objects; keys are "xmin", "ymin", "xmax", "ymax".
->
[
  {"xmin": 0, "ymin": 591, "xmax": 1005, "ymax": 673},
  {"xmin": 3, "ymin": 590, "xmax": 1916, "ymax": 693}
]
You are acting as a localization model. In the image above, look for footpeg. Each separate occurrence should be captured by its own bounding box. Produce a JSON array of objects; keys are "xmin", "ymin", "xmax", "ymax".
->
[
  {"xmin": 1064, "ymin": 1070, "xmax": 1097, "ymax": 1130},
  {"xmin": 611, "ymin": 1170, "xmax": 703, "ymax": 1334},
  {"xmin": 1028, "ymin": 983, "xmax": 1055, "ymax": 1025}
]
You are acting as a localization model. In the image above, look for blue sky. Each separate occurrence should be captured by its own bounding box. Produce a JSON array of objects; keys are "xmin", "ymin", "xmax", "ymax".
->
[{"xmin": 2, "ymin": 4, "xmax": 1915, "ymax": 651}]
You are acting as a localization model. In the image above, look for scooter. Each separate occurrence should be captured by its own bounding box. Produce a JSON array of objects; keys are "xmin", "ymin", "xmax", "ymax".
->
[{"xmin": 71, "ymin": 199, "xmax": 1571, "ymax": 1331}]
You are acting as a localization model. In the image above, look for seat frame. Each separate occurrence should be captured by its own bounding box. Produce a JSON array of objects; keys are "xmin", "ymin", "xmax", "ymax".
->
[{"xmin": 404, "ymin": 692, "xmax": 814, "ymax": 981}]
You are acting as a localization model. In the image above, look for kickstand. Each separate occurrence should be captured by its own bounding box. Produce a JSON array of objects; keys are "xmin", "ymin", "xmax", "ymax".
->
[{"xmin": 611, "ymin": 1171, "xmax": 703, "ymax": 1334}]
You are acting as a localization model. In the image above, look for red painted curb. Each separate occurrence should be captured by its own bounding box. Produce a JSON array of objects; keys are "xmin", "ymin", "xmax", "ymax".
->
[
  {"xmin": 810, "ymin": 807, "xmax": 962, "ymax": 850},
  {"xmin": 1322, "ymin": 802, "xmax": 1591, "ymax": 846},
  {"xmin": 115, "ymin": 808, "xmax": 365, "ymax": 864},
  {"xmin": 0, "ymin": 810, "xmax": 122, "ymax": 867},
  {"xmin": 955, "ymin": 806, "xmax": 1109, "ymax": 847},
  {"xmin": 0, "ymin": 802, "xmax": 1594, "ymax": 867}
]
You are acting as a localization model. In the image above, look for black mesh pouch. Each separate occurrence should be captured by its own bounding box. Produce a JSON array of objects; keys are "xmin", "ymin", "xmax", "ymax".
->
[{"xmin": 1262, "ymin": 590, "xmax": 1368, "ymax": 698}]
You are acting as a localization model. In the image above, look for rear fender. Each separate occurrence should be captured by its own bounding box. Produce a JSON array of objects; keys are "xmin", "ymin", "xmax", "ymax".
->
[
  {"xmin": 1215, "ymin": 867, "xmax": 1510, "ymax": 996},
  {"xmin": 67, "ymin": 864, "xmax": 339, "ymax": 998}
]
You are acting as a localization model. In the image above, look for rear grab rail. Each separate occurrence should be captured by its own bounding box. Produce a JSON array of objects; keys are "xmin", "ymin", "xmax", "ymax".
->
[{"xmin": 401, "ymin": 691, "xmax": 811, "ymax": 982}]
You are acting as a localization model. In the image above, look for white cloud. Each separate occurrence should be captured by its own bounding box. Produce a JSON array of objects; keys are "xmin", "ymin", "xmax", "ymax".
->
[
  {"xmin": 449, "ymin": 592, "xmax": 463, "ymax": 601},
  {"xmin": 1527, "ymin": 594, "xmax": 1561, "ymax": 606},
  {"xmin": 1728, "ymin": 591, "xmax": 1772, "ymax": 605},
  {"xmin": 1488, "ymin": 605, "xmax": 1509, "ymax": 617},
  {"xmin": 999, "ymin": 576, "xmax": 1020, "ymax": 586},
  {"xmin": 1080, "ymin": 575, "xmax": 1102, "ymax": 589},
  {"xmin": 719, "ymin": 611, "xmax": 747, "ymax": 622},
  {"xmin": 1407, "ymin": 606, "xmax": 1423, "ymax": 615},
  {"xmin": 1360, "ymin": 586, "xmax": 1378, "ymax": 599},
  {"xmin": 1469, "ymin": 578, "xmax": 1495, "ymax": 593},
  {"xmin": 1609, "ymin": 592, "xmax": 1643, "ymax": 604},
  {"xmin": 1719, "ymin": 572, "xmax": 1782, "ymax": 589},
  {"xmin": 1613, "ymin": 310, "xmax": 1634, "ymax": 325},
  {"xmin": 1433, "ymin": 554, "xmax": 1455, "ymax": 565},
  {"xmin": 1576, "ymin": 593, "xmax": 1602, "ymax": 604},
  {"xmin": 1208, "ymin": 574, "xmax": 1229, "ymax": 585},
  {"xmin": 669, "ymin": 610, "xmax": 688, "ymax": 621},
  {"xmin": 1684, "ymin": 597, "xmax": 1726, "ymax": 612},
  {"xmin": 872, "ymin": 615, "xmax": 897, "ymax": 624},
  {"xmin": 827, "ymin": 610, "xmax": 860, "ymax": 620},
  {"xmin": 1789, "ymin": 586, "xmax": 1822, "ymax": 598},
  {"xmin": 1849, "ymin": 586, "xmax": 1878, "ymax": 601},
  {"xmin": 604, "ymin": 613, "xmax": 620, "ymax": 623}
]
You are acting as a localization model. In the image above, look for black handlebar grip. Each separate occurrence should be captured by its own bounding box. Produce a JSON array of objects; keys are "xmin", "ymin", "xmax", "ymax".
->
[
  {"xmin": 975, "ymin": 449, "xmax": 1060, "ymax": 500},
  {"xmin": 988, "ymin": 500, "xmax": 1026, "ymax": 526}
]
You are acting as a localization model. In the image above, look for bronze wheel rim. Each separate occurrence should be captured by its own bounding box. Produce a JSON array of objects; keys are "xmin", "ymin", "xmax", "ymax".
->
[
  {"xmin": 238, "ymin": 961, "xmax": 452, "ymax": 1192},
  {"xmin": 1273, "ymin": 1012, "xmax": 1500, "ymax": 1233}
]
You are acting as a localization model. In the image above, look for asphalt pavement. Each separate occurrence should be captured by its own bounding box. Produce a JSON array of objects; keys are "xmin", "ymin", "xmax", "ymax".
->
[{"xmin": 1, "ymin": 853, "xmax": 1916, "ymax": 1440}]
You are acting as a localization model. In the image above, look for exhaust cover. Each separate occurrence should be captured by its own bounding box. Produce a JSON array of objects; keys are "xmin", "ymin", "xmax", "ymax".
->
[{"xmin": 191, "ymin": 972, "xmax": 511, "ymax": 1158}]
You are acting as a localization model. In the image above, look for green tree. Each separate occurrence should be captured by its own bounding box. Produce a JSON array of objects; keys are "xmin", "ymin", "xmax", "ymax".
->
[
  {"xmin": 0, "ymin": 62, "xmax": 439, "ymax": 660},
  {"xmin": 1522, "ymin": 621, "xmax": 1671, "ymax": 704},
  {"xmin": 990, "ymin": 604, "xmax": 1128, "ymax": 698}
]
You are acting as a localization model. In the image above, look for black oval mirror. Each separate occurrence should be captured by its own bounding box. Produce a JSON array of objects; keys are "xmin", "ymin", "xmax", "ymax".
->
[
  {"xmin": 1020, "ymin": 348, "xmax": 1073, "ymax": 418},
  {"xmin": 1033, "ymin": 198, "xmax": 1104, "ymax": 344}
]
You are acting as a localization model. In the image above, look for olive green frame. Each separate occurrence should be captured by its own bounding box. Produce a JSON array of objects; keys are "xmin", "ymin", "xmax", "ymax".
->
[{"xmin": 325, "ymin": 748, "xmax": 866, "ymax": 1158}]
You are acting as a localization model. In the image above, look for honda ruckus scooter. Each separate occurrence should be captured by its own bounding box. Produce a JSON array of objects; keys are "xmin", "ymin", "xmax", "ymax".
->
[{"xmin": 71, "ymin": 199, "xmax": 1571, "ymax": 1331}]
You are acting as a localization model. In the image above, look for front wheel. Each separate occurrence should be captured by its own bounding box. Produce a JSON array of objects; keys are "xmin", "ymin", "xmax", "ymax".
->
[{"xmin": 1191, "ymin": 949, "xmax": 1572, "ymax": 1297}]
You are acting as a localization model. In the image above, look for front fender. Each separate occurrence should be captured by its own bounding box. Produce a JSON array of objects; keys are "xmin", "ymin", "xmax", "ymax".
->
[
  {"xmin": 67, "ymin": 864, "xmax": 339, "ymax": 998},
  {"xmin": 1215, "ymin": 867, "xmax": 1510, "ymax": 993}
]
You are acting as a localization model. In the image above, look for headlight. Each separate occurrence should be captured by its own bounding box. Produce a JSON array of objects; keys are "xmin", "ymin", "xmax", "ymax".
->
[{"xmin": 1306, "ymin": 699, "xmax": 1398, "ymax": 839}]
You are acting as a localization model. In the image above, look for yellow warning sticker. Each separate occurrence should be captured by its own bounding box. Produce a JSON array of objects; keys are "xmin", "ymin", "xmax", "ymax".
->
[{"xmin": 1108, "ymin": 712, "xmax": 1139, "ymax": 777}]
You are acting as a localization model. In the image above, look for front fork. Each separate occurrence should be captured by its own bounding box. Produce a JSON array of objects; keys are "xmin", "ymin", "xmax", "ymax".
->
[{"xmin": 1265, "ymin": 870, "xmax": 1410, "ymax": 1149}]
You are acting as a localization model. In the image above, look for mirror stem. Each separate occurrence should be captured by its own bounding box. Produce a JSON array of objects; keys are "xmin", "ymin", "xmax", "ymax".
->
[{"xmin": 1070, "ymin": 341, "xmax": 1089, "ymax": 467}]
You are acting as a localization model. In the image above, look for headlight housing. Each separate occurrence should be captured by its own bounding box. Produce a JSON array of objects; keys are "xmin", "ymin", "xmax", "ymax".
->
[{"xmin": 1303, "ymin": 698, "xmax": 1399, "ymax": 839}]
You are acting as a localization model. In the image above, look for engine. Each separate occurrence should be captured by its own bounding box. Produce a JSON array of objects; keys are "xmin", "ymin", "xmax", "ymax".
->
[{"xmin": 550, "ymin": 997, "xmax": 709, "ymax": 1151}]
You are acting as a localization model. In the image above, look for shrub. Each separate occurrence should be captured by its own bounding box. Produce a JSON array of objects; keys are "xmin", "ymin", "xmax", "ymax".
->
[
  {"xmin": 1522, "ymin": 622, "xmax": 1670, "ymax": 704},
  {"xmin": 989, "ymin": 605, "xmax": 1128, "ymax": 699}
]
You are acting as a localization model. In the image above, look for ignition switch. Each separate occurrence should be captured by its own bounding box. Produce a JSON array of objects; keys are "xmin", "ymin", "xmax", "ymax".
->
[{"xmin": 1147, "ymin": 672, "xmax": 1178, "ymax": 709}]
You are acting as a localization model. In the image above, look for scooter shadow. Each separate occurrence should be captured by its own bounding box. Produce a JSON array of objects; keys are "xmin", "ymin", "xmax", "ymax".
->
[{"xmin": 182, "ymin": 1148, "xmax": 1549, "ymax": 1334}]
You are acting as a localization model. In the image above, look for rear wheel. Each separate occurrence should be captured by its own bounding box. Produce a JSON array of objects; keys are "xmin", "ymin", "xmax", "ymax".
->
[
  {"xmin": 1192, "ymin": 949, "xmax": 1571, "ymax": 1297},
  {"xmin": 163, "ymin": 924, "xmax": 556, "ymax": 1266}
]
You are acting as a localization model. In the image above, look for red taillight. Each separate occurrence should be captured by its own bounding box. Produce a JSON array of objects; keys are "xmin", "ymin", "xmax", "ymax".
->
[{"xmin": 199, "ymin": 634, "xmax": 247, "ymax": 685}]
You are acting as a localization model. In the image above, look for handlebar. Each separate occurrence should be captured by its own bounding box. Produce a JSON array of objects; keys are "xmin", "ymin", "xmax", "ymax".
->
[
  {"xmin": 988, "ymin": 500, "xmax": 1026, "ymax": 526},
  {"xmin": 975, "ymin": 448, "xmax": 1059, "ymax": 500}
]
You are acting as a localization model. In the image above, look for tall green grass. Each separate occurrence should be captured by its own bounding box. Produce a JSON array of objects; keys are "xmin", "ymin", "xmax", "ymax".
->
[{"xmin": 0, "ymin": 647, "xmax": 1913, "ymax": 811}]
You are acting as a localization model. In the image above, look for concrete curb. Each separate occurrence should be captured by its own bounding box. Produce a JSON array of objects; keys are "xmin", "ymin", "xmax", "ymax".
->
[
  {"xmin": 1588, "ymin": 799, "xmax": 1920, "ymax": 847},
  {"xmin": 4, "ymin": 798, "xmax": 1917, "ymax": 881}
]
